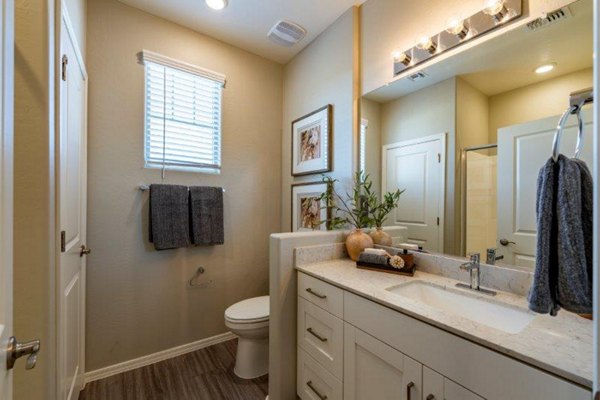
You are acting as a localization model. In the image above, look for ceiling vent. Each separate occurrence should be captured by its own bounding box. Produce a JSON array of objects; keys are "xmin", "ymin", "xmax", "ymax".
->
[
  {"xmin": 407, "ymin": 71, "xmax": 428, "ymax": 82},
  {"xmin": 526, "ymin": 7, "xmax": 572, "ymax": 31},
  {"xmin": 268, "ymin": 20, "xmax": 307, "ymax": 47}
]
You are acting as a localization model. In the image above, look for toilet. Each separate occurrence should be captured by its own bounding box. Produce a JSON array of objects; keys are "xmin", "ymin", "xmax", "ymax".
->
[{"xmin": 224, "ymin": 295, "xmax": 269, "ymax": 379}]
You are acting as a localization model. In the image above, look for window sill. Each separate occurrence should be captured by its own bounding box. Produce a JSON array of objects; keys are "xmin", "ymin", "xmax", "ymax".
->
[{"xmin": 144, "ymin": 163, "xmax": 221, "ymax": 175}]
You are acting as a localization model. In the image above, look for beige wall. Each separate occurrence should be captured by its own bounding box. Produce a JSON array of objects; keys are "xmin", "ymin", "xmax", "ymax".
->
[
  {"xmin": 489, "ymin": 67, "xmax": 593, "ymax": 142},
  {"xmin": 86, "ymin": 0, "xmax": 282, "ymax": 371},
  {"xmin": 360, "ymin": 0, "xmax": 577, "ymax": 95},
  {"xmin": 380, "ymin": 78, "xmax": 458, "ymax": 254},
  {"xmin": 281, "ymin": 7, "xmax": 359, "ymax": 231},
  {"xmin": 14, "ymin": 0, "xmax": 57, "ymax": 398}
]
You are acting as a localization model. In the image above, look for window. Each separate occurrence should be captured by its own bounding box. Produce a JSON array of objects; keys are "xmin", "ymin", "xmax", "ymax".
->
[
  {"xmin": 359, "ymin": 118, "xmax": 368, "ymax": 173},
  {"xmin": 139, "ymin": 50, "xmax": 226, "ymax": 174}
]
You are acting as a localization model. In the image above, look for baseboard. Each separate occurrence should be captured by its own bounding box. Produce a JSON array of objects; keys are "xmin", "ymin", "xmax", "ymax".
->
[{"xmin": 84, "ymin": 331, "xmax": 237, "ymax": 384}]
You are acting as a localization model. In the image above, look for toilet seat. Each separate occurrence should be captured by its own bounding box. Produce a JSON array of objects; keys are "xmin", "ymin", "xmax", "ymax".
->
[{"xmin": 225, "ymin": 295, "xmax": 269, "ymax": 324}]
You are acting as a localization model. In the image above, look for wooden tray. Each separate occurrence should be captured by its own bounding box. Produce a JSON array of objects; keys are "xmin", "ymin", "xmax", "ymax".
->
[{"xmin": 356, "ymin": 261, "xmax": 416, "ymax": 277}]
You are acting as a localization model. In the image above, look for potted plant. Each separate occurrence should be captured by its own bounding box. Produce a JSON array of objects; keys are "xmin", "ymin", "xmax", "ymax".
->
[
  {"xmin": 321, "ymin": 172, "xmax": 376, "ymax": 261},
  {"xmin": 369, "ymin": 188, "xmax": 404, "ymax": 246}
]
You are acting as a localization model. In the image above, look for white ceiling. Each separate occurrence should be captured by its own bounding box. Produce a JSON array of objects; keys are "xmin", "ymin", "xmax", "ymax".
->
[
  {"xmin": 365, "ymin": 0, "xmax": 592, "ymax": 102},
  {"xmin": 117, "ymin": 0, "xmax": 366, "ymax": 64}
]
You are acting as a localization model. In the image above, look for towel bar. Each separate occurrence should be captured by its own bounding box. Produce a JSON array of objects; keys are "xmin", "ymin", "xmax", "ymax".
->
[{"xmin": 138, "ymin": 184, "xmax": 225, "ymax": 192}]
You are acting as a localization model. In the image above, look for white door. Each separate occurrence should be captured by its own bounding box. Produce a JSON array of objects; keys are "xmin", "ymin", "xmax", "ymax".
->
[
  {"xmin": 344, "ymin": 323, "xmax": 422, "ymax": 400},
  {"xmin": 58, "ymin": 8, "xmax": 87, "ymax": 400},
  {"xmin": 0, "ymin": 0, "xmax": 14, "ymax": 398},
  {"xmin": 382, "ymin": 134, "xmax": 445, "ymax": 252},
  {"xmin": 497, "ymin": 111, "xmax": 593, "ymax": 269}
]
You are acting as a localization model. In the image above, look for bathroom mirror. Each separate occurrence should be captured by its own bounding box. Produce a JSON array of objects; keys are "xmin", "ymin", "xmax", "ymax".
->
[{"xmin": 359, "ymin": 0, "xmax": 593, "ymax": 269}]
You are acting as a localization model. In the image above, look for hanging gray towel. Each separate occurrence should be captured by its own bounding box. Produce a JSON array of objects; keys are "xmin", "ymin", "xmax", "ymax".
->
[
  {"xmin": 149, "ymin": 184, "xmax": 191, "ymax": 251},
  {"xmin": 528, "ymin": 155, "xmax": 593, "ymax": 315},
  {"xmin": 189, "ymin": 186, "xmax": 224, "ymax": 245}
]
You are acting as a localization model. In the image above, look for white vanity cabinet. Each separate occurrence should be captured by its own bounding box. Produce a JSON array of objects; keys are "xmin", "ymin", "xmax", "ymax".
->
[{"xmin": 296, "ymin": 272, "xmax": 591, "ymax": 400}]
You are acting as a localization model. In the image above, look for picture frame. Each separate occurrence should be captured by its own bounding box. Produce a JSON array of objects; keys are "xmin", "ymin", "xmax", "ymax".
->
[
  {"xmin": 291, "ymin": 105, "xmax": 332, "ymax": 176},
  {"xmin": 291, "ymin": 182, "xmax": 330, "ymax": 232}
]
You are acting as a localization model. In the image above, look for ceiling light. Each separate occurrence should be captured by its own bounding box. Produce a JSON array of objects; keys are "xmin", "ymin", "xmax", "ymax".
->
[
  {"xmin": 206, "ymin": 0, "xmax": 228, "ymax": 10},
  {"xmin": 535, "ymin": 63, "xmax": 556, "ymax": 74},
  {"xmin": 416, "ymin": 36, "xmax": 437, "ymax": 54}
]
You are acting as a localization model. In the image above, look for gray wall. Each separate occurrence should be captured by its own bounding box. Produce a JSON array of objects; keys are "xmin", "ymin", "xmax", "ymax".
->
[{"xmin": 86, "ymin": 0, "xmax": 283, "ymax": 371}]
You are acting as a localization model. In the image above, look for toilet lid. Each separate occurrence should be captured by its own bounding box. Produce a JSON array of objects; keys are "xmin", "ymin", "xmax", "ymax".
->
[{"xmin": 225, "ymin": 295, "xmax": 269, "ymax": 323}]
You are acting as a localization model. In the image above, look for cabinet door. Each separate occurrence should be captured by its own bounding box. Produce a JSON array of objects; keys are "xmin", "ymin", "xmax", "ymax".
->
[
  {"xmin": 344, "ymin": 323, "xmax": 422, "ymax": 400},
  {"xmin": 423, "ymin": 366, "xmax": 485, "ymax": 400}
]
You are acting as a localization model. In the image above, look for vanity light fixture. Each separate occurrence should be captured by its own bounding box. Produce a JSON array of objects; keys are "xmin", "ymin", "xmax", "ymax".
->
[
  {"xmin": 392, "ymin": 0, "xmax": 522, "ymax": 77},
  {"xmin": 416, "ymin": 36, "xmax": 437, "ymax": 54},
  {"xmin": 392, "ymin": 50, "xmax": 412, "ymax": 66},
  {"xmin": 205, "ymin": 0, "xmax": 228, "ymax": 10},
  {"xmin": 446, "ymin": 18, "xmax": 470, "ymax": 40},
  {"xmin": 535, "ymin": 63, "xmax": 556, "ymax": 74}
]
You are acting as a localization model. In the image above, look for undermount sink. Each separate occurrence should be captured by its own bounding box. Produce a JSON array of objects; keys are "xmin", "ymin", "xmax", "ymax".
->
[{"xmin": 386, "ymin": 281, "xmax": 535, "ymax": 334}]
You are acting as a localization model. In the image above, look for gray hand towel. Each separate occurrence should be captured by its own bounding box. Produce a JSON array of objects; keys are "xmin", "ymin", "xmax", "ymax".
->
[
  {"xmin": 149, "ymin": 184, "xmax": 191, "ymax": 251},
  {"xmin": 189, "ymin": 186, "xmax": 224, "ymax": 245},
  {"xmin": 357, "ymin": 253, "xmax": 389, "ymax": 266},
  {"xmin": 528, "ymin": 156, "xmax": 593, "ymax": 315}
]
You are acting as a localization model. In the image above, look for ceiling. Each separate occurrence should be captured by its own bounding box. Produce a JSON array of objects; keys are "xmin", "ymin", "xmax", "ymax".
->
[
  {"xmin": 366, "ymin": 0, "xmax": 593, "ymax": 102},
  {"xmin": 117, "ymin": 0, "xmax": 366, "ymax": 64}
]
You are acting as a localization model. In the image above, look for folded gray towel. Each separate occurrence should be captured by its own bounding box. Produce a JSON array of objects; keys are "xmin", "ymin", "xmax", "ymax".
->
[
  {"xmin": 529, "ymin": 156, "xmax": 593, "ymax": 315},
  {"xmin": 189, "ymin": 186, "xmax": 224, "ymax": 245},
  {"xmin": 149, "ymin": 184, "xmax": 191, "ymax": 251},
  {"xmin": 357, "ymin": 253, "xmax": 389, "ymax": 266}
]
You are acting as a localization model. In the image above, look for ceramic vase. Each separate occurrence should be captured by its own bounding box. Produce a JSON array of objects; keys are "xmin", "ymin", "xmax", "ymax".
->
[
  {"xmin": 346, "ymin": 229, "xmax": 374, "ymax": 261},
  {"xmin": 369, "ymin": 227, "xmax": 392, "ymax": 247}
]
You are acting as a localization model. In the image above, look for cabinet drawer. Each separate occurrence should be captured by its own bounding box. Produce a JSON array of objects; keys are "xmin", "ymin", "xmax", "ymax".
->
[
  {"xmin": 298, "ymin": 272, "xmax": 343, "ymax": 317},
  {"xmin": 298, "ymin": 347, "xmax": 342, "ymax": 400},
  {"xmin": 298, "ymin": 297, "xmax": 344, "ymax": 379}
]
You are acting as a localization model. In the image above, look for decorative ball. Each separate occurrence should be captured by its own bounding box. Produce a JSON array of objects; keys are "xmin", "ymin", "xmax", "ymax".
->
[{"xmin": 389, "ymin": 255, "xmax": 405, "ymax": 269}]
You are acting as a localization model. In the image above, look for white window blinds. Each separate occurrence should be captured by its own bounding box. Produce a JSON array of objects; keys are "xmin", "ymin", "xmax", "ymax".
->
[{"xmin": 140, "ymin": 50, "xmax": 225, "ymax": 174}]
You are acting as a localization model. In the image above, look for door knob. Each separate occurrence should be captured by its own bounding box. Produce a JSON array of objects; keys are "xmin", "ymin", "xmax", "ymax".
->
[
  {"xmin": 6, "ymin": 336, "xmax": 40, "ymax": 370},
  {"xmin": 79, "ymin": 245, "xmax": 91, "ymax": 257},
  {"xmin": 499, "ymin": 239, "xmax": 516, "ymax": 246}
]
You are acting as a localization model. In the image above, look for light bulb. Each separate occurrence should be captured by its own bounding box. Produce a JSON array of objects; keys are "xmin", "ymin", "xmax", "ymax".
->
[
  {"xmin": 416, "ymin": 36, "xmax": 437, "ymax": 54},
  {"xmin": 206, "ymin": 0, "xmax": 228, "ymax": 10},
  {"xmin": 392, "ymin": 51, "xmax": 412, "ymax": 66},
  {"xmin": 446, "ymin": 18, "xmax": 469, "ymax": 39},
  {"xmin": 483, "ymin": 0, "xmax": 509, "ymax": 22}
]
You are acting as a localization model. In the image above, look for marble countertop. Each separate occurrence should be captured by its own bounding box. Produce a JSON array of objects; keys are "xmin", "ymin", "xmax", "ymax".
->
[{"xmin": 296, "ymin": 258, "xmax": 593, "ymax": 388}]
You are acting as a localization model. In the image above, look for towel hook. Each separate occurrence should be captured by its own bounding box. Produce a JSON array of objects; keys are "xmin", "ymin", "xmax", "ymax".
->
[{"xmin": 551, "ymin": 103, "xmax": 584, "ymax": 162}]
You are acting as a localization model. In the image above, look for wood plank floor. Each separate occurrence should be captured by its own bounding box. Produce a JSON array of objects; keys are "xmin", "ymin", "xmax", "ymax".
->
[{"xmin": 79, "ymin": 339, "xmax": 268, "ymax": 400}]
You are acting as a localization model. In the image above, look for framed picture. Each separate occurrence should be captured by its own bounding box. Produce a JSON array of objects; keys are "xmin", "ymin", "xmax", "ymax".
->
[
  {"xmin": 291, "ymin": 105, "xmax": 332, "ymax": 176},
  {"xmin": 291, "ymin": 182, "xmax": 330, "ymax": 232}
]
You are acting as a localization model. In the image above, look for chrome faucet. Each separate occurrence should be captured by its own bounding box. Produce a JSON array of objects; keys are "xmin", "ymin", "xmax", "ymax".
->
[
  {"xmin": 486, "ymin": 248, "xmax": 504, "ymax": 265},
  {"xmin": 456, "ymin": 253, "xmax": 496, "ymax": 296}
]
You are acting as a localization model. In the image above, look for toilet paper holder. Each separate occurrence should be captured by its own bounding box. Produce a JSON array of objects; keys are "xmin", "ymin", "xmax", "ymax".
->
[{"xmin": 188, "ymin": 266, "xmax": 214, "ymax": 289}]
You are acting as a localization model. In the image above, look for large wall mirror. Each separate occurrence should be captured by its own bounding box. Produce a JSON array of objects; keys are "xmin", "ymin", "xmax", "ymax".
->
[{"xmin": 359, "ymin": 0, "xmax": 592, "ymax": 270}]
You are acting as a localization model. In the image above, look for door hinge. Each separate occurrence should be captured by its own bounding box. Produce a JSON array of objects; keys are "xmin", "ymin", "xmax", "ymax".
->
[
  {"xmin": 437, "ymin": 153, "xmax": 441, "ymax": 163},
  {"xmin": 61, "ymin": 54, "xmax": 68, "ymax": 81},
  {"xmin": 437, "ymin": 217, "xmax": 440, "ymax": 226},
  {"xmin": 60, "ymin": 231, "xmax": 66, "ymax": 252}
]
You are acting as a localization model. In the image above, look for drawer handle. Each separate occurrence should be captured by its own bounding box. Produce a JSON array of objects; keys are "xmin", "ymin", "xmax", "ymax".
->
[
  {"xmin": 426, "ymin": 395, "xmax": 435, "ymax": 400},
  {"xmin": 306, "ymin": 288, "xmax": 327, "ymax": 299},
  {"xmin": 407, "ymin": 382, "xmax": 415, "ymax": 400},
  {"xmin": 306, "ymin": 327, "xmax": 328, "ymax": 342},
  {"xmin": 307, "ymin": 380, "xmax": 328, "ymax": 400}
]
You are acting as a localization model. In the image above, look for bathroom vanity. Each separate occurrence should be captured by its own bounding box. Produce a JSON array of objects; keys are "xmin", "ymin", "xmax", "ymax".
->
[{"xmin": 295, "ymin": 255, "xmax": 592, "ymax": 400}]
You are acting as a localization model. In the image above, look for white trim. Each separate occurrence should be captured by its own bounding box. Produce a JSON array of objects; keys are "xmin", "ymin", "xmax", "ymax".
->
[
  {"xmin": 138, "ymin": 49, "xmax": 226, "ymax": 86},
  {"xmin": 84, "ymin": 332, "xmax": 236, "ymax": 384},
  {"xmin": 593, "ymin": 0, "xmax": 599, "ymax": 394},
  {"xmin": 381, "ymin": 132, "xmax": 447, "ymax": 252}
]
